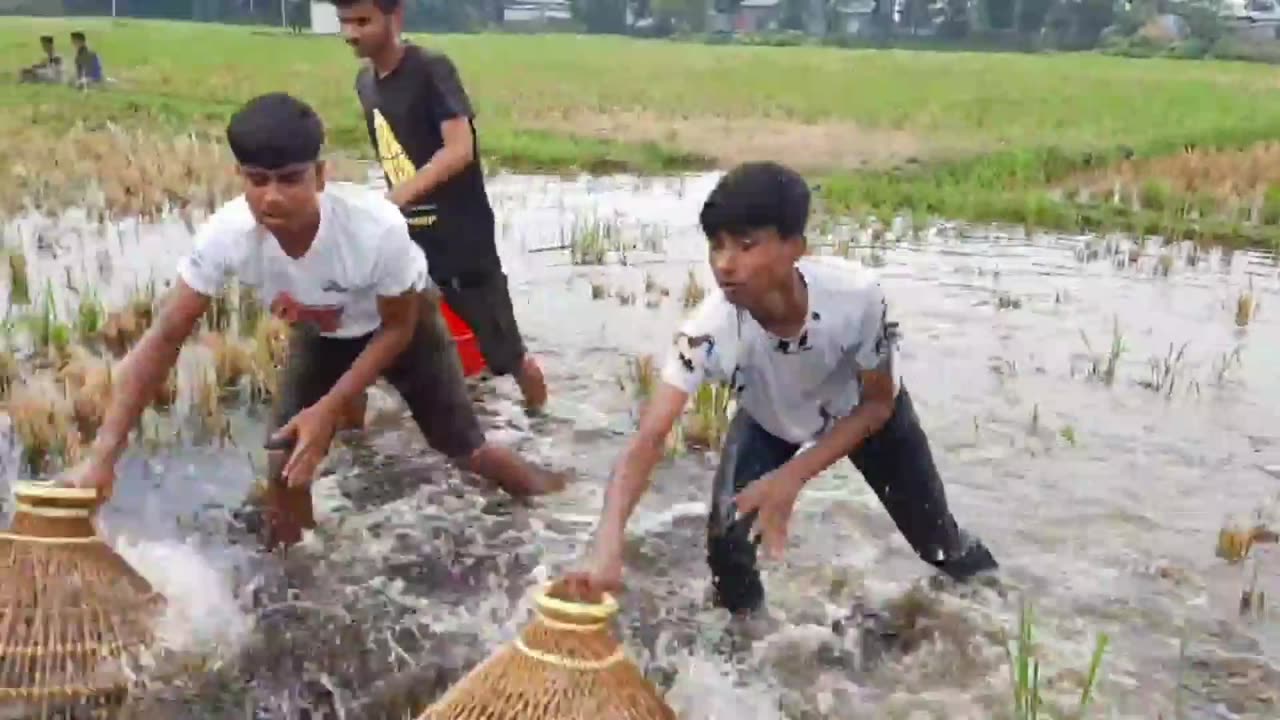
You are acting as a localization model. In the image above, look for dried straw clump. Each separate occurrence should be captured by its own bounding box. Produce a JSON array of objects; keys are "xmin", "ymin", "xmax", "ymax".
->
[
  {"xmin": 418, "ymin": 582, "xmax": 675, "ymax": 720},
  {"xmin": 58, "ymin": 347, "xmax": 116, "ymax": 441},
  {"xmin": 198, "ymin": 332, "xmax": 255, "ymax": 391},
  {"xmin": 2, "ymin": 124, "xmax": 240, "ymax": 220},
  {"xmin": 249, "ymin": 315, "xmax": 290, "ymax": 402},
  {"xmin": 4, "ymin": 376, "xmax": 83, "ymax": 476}
]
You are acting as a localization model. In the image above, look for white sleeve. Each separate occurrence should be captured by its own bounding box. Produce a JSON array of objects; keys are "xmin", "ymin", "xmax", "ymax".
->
[
  {"xmin": 176, "ymin": 217, "xmax": 236, "ymax": 297},
  {"xmin": 372, "ymin": 223, "xmax": 429, "ymax": 297},
  {"xmin": 850, "ymin": 280, "xmax": 894, "ymax": 374},
  {"xmin": 659, "ymin": 295, "xmax": 733, "ymax": 394}
]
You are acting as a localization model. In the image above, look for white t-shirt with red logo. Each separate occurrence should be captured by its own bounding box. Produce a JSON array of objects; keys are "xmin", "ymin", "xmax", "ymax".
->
[{"xmin": 177, "ymin": 182, "xmax": 430, "ymax": 339}]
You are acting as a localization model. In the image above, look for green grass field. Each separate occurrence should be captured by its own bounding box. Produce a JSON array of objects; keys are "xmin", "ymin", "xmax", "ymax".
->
[{"xmin": 4, "ymin": 16, "xmax": 1280, "ymax": 246}]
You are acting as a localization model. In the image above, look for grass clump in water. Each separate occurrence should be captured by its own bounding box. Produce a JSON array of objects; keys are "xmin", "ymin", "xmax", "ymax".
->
[
  {"xmin": 567, "ymin": 217, "xmax": 620, "ymax": 266},
  {"xmin": 1005, "ymin": 598, "xmax": 1109, "ymax": 720},
  {"xmin": 681, "ymin": 268, "xmax": 706, "ymax": 310},
  {"xmin": 1078, "ymin": 316, "xmax": 1125, "ymax": 387},
  {"xmin": 682, "ymin": 382, "xmax": 733, "ymax": 451}
]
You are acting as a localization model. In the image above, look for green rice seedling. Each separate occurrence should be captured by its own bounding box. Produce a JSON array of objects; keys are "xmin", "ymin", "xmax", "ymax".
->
[
  {"xmin": 620, "ymin": 354, "xmax": 657, "ymax": 406},
  {"xmin": 1079, "ymin": 316, "xmax": 1125, "ymax": 386},
  {"xmin": 1211, "ymin": 344, "xmax": 1244, "ymax": 385},
  {"xmin": 237, "ymin": 284, "xmax": 262, "ymax": 338},
  {"xmin": 20, "ymin": 282, "xmax": 73, "ymax": 359},
  {"xmin": 1239, "ymin": 563, "xmax": 1265, "ymax": 619},
  {"xmin": 833, "ymin": 233, "xmax": 853, "ymax": 258},
  {"xmin": 75, "ymin": 289, "xmax": 105, "ymax": 341},
  {"xmin": 997, "ymin": 293, "xmax": 1022, "ymax": 310},
  {"xmin": 7, "ymin": 248, "xmax": 29, "ymax": 306},
  {"xmin": 568, "ymin": 216, "xmax": 618, "ymax": 266},
  {"xmin": 1005, "ymin": 598, "xmax": 1109, "ymax": 720},
  {"xmin": 0, "ymin": 349, "xmax": 17, "ymax": 401},
  {"xmin": 203, "ymin": 288, "xmax": 234, "ymax": 333},
  {"xmin": 681, "ymin": 268, "xmax": 706, "ymax": 310},
  {"xmin": 1059, "ymin": 425, "xmax": 1077, "ymax": 447},
  {"xmin": 1141, "ymin": 342, "xmax": 1188, "ymax": 397},
  {"xmin": 1235, "ymin": 280, "xmax": 1256, "ymax": 327},
  {"xmin": 683, "ymin": 382, "xmax": 733, "ymax": 451},
  {"xmin": 643, "ymin": 272, "xmax": 662, "ymax": 296}
]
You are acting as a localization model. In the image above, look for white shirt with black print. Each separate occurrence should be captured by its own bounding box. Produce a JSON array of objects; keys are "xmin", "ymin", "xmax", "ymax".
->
[{"xmin": 659, "ymin": 256, "xmax": 900, "ymax": 445}]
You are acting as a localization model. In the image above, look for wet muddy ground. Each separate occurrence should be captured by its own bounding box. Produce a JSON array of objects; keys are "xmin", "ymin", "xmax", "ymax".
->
[{"xmin": 1, "ymin": 171, "xmax": 1278, "ymax": 718}]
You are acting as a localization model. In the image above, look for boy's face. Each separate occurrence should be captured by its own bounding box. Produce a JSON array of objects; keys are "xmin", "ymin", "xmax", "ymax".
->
[
  {"xmin": 71, "ymin": 36, "xmax": 84, "ymax": 49},
  {"xmin": 708, "ymin": 228, "xmax": 805, "ymax": 308},
  {"xmin": 41, "ymin": 39, "xmax": 53, "ymax": 54},
  {"xmin": 337, "ymin": 0, "xmax": 399, "ymax": 59},
  {"xmin": 239, "ymin": 161, "xmax": 326, "ymax": 237}
]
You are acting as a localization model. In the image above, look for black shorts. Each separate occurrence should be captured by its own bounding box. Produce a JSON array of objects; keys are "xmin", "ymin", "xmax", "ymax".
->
[
  {"xmin": 269, "ymin": 291, "xmax": 484, "ymax": 460},
  {"xmin": 435, "ymin": 270, "xmax": 528, "ymax": 377}
]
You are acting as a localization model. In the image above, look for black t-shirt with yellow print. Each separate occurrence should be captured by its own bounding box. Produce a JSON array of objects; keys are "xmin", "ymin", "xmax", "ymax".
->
[{"xmin": 355, "ymin": 44, "xmax": 500, "ymax": 281}]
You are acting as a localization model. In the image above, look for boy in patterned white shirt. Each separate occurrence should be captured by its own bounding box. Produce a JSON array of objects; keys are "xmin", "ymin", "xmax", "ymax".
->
[{"xmin": 568, "ymin": 161, "xmax": 997, "ymax": 615}]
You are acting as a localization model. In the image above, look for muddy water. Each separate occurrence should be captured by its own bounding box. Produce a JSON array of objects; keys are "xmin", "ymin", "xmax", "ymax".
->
[{"xmin": 1, "ymin": 171, "xmax": 1278, "ymax": 719}]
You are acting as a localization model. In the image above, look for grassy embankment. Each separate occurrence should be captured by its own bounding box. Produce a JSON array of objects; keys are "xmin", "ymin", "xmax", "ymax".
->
[{"xmin": 3, "ymin": 18, "xmax": 1280, "ymax": 247}]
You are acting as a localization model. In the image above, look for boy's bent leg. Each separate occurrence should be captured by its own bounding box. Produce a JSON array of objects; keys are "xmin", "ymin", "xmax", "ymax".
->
[
  {"xmin": 438, "ymin": 271, "xmax": 547, "ymax": 412},
  {"xmin": 848, "ymin": 387, "xmax": 997, "ymax": 581},
  {"xmin": 707, "ymin": 410, "xmax": 800, "ymax": 615},
  {"xmin": 383, "ymin": 291, "xmax": 563, "ymax": 496},
  {"xmin": 262, "ymin": 326, "xmax": 365, "ymax": 550}
]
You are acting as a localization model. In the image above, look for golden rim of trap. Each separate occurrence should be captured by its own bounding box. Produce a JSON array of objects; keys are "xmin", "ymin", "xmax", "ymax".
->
[
  {"xmin": 534, "ymin": 583, "xmax": 619, "ymax": 622},
  {"xmin": 512, "ymin": 583, "xmax": 627, "ymax": 671},
  {"xmin": 13, "ymin": 481, "xmax": 101, "ymax": 502}
]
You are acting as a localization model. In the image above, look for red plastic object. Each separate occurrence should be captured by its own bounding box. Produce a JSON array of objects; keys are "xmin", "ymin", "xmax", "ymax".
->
[{"xmin": 440, "ymin": 300, "xmax": 487, "ymax": 377}]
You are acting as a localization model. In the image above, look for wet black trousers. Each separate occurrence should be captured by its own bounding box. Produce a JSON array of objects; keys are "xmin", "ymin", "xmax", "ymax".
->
[{"xmin": 706, "ymin": 387, "xmax": 997, "ymax": 615}]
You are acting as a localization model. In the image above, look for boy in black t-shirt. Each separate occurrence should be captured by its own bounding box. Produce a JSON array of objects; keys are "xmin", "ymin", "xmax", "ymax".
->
[{"xmin": 328, "ymin": 0, "xmax": 550, "ymax": 414}]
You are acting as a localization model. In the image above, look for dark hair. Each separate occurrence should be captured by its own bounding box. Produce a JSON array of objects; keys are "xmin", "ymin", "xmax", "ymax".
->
[
  {"xmin": 71, "ymin": 31, "xmax": 86, "ymax": 42},
  {"xmin": 326, "ymin": 0, "xmax": 400, "ymax": 11},
  {"xmin": 40, "ymin": 35, "xmax": 54, "ymax": 44},
  {"xmin": 699, "ymin": 161, "xmax": 810, "ymax": 241},
  {"xmin": 225, "ymin": 93, "xmax": 325, "ymax": 170}
]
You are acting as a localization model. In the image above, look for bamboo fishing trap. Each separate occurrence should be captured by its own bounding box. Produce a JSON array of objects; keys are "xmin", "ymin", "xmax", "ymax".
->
[
  {"xmin": 0, "ymin": 482, "xmax": 166, "ymax": 718},
  {"xmin": 418, "ymin": 581, "xmax": 675, "ymax": 720}
]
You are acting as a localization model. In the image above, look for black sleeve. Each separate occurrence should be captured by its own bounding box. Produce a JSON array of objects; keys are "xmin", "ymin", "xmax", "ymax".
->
[{"xmin": 423, "ymin": 54, "xmax": 475, "ymax": 124}]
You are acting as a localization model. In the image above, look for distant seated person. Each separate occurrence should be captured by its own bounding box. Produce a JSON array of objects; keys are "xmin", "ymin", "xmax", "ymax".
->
[
  {"xmin": 71, "ymin": 31, "xmax": 104, "ymax": 87},
  {"xmin": 18, "ymin": 35, "xmax": 62, "ymax": 84}
]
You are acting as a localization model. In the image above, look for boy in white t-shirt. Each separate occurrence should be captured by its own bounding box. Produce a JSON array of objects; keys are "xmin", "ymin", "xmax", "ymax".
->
[
  {"xmin": 62, "ymin": 93, "xmax": 564, "ymax": 547},
  {"xmin": 568, "ymin": 162, "xmax": 996, "ymax": 615}
]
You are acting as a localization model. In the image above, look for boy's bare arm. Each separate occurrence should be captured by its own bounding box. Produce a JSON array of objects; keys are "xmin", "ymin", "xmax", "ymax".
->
[
  {"xmin": 90, "ymin": 281, "xmax": 210, "ymax": 464},
  {"xmin": 774, "ymin": 369, "xmax": 895, "ymax": 489},
  {"xmin": 387, "ymin": 118, "xmax": 473, "ymax": 208},
  {"xmin": 593, "ymin": 383, "xmax": 690, "ymax": 547}
]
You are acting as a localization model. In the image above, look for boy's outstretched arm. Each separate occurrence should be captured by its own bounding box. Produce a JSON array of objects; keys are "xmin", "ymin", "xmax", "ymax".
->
[
  {"xmin": 68, "ymin": 280, "xmax": 210, "ymax": 495},
  {"xmin": 565, "ymin": 382, "xmax": 688, "ymax": 598}
]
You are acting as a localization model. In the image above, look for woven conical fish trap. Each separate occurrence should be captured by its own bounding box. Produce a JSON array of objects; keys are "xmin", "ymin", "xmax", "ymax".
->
[
  {"xmin": 418, "ymin": 582, "xmax": 675, "ymax": 720},
  {"xmin": 0, "ymin": 482, "xmax": 166, "ymax": 719}
]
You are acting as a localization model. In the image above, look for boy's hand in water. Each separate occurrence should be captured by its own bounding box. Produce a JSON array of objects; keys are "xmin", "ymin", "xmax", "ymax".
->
[
  {"xmin": 562, "ymin": 535, "xmax": 625, "ymax": 602},
  {"xmin": 733, "ymin": 470, "xmax": 804, "ymax": 562},
  {"xmin": 60, "ymin": 456, "xmax": 117, "ymax": 501},
  {"xmin": 272, "ymin": 400, "xmax": 339, "ymax": 488}
]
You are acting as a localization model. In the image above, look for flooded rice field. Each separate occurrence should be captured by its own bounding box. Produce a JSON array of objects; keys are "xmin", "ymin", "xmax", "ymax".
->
[{"xmin": 1, "ymin": 170, "xmax": 1278, "ymax": 719}]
